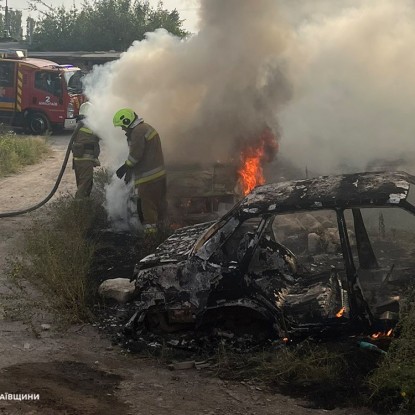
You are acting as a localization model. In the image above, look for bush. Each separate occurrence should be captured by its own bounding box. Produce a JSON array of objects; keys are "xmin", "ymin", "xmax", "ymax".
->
[
  {"xmin": 367, "ymin": 289, "xmax": 415, "ymax": 413},
  {"xmin": 0, "ymin": 133, "xmax": 50, "ymax": 177},
  {"xmin": 15, "ymin": 195, "xmax": 107, "ymax": 323}
]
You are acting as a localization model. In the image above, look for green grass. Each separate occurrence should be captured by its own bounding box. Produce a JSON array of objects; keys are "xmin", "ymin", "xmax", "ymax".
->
[{"xmin": 0, "ymin": 133, "xmax": 50, "ymax": 177}]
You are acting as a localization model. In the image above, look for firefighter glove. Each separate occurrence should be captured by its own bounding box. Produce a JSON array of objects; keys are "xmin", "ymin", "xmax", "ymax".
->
[
  {"xmin": 116, "ymin": 164, "xmax": 128, "ymax": 179},
  {"xmin": 124, "ymin": 168, "xmax": 133, "ymax": 184}
]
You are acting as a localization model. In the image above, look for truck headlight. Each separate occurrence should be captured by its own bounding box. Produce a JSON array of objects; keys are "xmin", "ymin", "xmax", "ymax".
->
[{"xmin": 67, "ymin": 102, "xmax": 74, "ymax": 118}]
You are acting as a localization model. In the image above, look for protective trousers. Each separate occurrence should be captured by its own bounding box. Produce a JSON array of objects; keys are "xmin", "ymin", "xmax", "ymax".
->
[
  {"xmin": 74, "ymin": 159, "xmax": 94, "ymax": 198},
  {"xmin": 137, "ymin": 176, "xmax": 167, "ymax": 227}
]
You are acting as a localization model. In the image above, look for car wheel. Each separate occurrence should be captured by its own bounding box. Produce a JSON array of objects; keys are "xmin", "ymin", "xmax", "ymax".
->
[{"xmin": 28, "ymin": 112, "xmax": 51, "ymax": 135}]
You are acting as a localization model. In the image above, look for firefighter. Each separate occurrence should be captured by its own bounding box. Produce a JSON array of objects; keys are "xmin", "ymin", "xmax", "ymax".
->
[
  {"xmin": 72, "ymin": 102, "xmax": 101, "ymax": 198},
  {"xmin": 113, "ymin": 108, "xmax": 167, "ymax": 233}
]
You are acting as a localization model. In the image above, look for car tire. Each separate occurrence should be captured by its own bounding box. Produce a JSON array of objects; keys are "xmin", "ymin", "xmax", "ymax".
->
[{"xmin": 27, "ymin": 112, "xmax": 51, "ymax": 135}]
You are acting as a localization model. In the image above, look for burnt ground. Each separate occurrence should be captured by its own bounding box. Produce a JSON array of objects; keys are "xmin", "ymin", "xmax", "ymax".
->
[
  {"xmin": 0, "ymin": 134, "xmax": 376, "ymax": 415},
  {"xmin": 97, "ymin": 297, "xmax": 388, "ymax": 412},
  {"xmin": 91, "ymin": 232, "xmax": 390, "ymax": 412},
  {"xmin": 0, "ymin": 361, "xmax": 129, "ymax": 415}
]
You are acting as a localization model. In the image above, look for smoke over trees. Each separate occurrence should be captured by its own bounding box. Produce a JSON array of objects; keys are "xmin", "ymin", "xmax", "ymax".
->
[
  {"xmin": 27, "ymin": 0, "xmax": 188, "ymax": 51},
  {"xmin": 84, "ymin": 0, "xmax": 294, "ymax": 166}
]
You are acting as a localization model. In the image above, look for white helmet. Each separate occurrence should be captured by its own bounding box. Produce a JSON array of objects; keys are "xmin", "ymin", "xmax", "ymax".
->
[{"xmin": 79, "ymin": 102, "xmax": 92, "ymax": 117}]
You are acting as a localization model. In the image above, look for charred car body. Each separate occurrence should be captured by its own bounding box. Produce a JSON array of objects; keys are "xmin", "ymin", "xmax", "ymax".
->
[{"xmin": 129, "ymin": 171, "xmax": 415, "ymax": 341}]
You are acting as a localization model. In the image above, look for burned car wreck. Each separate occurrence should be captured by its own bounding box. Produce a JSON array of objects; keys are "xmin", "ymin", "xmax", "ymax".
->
[{"xmin": 127, "ymin": 171, "xmax": 415, "ymax": 342}]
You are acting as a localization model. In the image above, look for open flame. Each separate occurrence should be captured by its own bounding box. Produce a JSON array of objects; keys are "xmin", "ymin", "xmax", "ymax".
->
[
  {"xmin": 238, "ymin": 143, "xmax": 265, "ymax": 195},
  {"xmin": 336, "ymin": 307, "xmax": 346, "ymax": 318},
  {"xmin": 371, "ymin": 329, "xmax": 393, "ymax": 339},
  {"xmin": 237, "ymin": 128, "xmax": 278, "ymax": 195}
]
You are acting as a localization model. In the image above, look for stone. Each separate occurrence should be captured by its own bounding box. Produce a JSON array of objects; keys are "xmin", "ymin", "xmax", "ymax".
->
[
  {"xmin": 41, "ymin": 323, "xmax": 51, "ymax": 331},
  {"xmin": 98, "ymin": 278, "xmax": 136, "ymax": 304},
  {"xmin": 168, "ymin": 361, "xmax": 195, "ymax": 370},
  {"xmin": 308, "ymin": 232, "xmax": 321, "ymax": 253}
]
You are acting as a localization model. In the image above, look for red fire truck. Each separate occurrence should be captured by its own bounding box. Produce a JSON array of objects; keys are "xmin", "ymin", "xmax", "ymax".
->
[{"xmin": 0, "ymin": 49, "xmax": 84, "ymax": 134}]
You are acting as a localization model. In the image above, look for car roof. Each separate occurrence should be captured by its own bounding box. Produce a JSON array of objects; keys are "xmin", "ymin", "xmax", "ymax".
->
[{"xmin": 239, "ymin": 171, "xmax": 414, "ymax": 214}]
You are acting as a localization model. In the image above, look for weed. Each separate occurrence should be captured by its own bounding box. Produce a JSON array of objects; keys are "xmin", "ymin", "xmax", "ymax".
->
[
  {"xmin": 13, "ymin": 195, "xmax": 107, "ymax": 324},
  {"xmin": 367, "ymin": 288, "xmax": 415, "ymax": 413},
  {"xmin": 0, "ymin": 133, "xmax": 50, "ymax": 177},
  {"xmin": 214, "ymin": 340, "xmax": 345, "ymax": 386}
]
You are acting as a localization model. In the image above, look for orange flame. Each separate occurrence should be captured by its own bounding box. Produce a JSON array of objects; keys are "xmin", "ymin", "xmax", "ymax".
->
[
  {"xmin": 336, "ymin": 307, "xmax": 346, "ymax": 318},
  {"xmin": 371, "ymin": 329, "xmax": 393, "ymax": 339},
  {"xmin": 238, "ymin": 142, "xmax": 265, "ymax": 195},
  {"xmin": 237, "ymin": 128, "xmax": 279, "ymax": 196}
]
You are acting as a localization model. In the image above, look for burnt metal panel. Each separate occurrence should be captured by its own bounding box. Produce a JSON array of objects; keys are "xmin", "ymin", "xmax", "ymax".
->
[
  {"xmin": 239, "ymin": 171, "xmax": 413, "ymax": 215},
  {"xmin": 139, "ymin": 222, "xmax": 214, "ymax": 269}
]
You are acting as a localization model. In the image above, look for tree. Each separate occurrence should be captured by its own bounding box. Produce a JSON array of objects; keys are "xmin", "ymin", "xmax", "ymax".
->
[
  {"xmin": 0, "ymin": 9, "xmax": 23, "ymax": 40},
  {"xmin": 28, "ymin": 0, "xmax": 189, "ymax": 51},
  {"xmin": 28, "ymin": 5, "xmax": 79, "ymax": 50},
  {"xmin": 8, "ymin": 9, "xmax": 23, "ymax": 39}
]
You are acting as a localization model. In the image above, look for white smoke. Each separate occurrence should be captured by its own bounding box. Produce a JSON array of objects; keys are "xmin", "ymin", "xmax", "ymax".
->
[
  {"xmin": 84, "ymin": 0, "xmax": 415, "ymax": 226},
  {"xmin": 84, "ymin": 1, "xmax": 294, "ymax": 164},
  {"xmin": 83, "ymin": 0, "xmax": 295, "ymax": 226},
  {"xmin": 278, "ymin": 0, "xmax": 415, "ymax": 175}
]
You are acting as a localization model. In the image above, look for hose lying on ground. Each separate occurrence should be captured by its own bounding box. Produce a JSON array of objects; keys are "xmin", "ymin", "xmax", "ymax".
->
[{"xmin": 0, "ymin": 123, "xmax": 81, "ymax": 218}]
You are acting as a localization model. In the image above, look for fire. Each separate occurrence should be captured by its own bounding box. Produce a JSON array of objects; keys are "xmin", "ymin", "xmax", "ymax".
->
[
  {"xmin": 371, "ymin": 329, "xmax": 393, "ymax": 339},
  {"xmin": 237, "ymin": 128, "xmax": 278, "ymax": 195},
  {"xmin": 336, "ymin": 307, "xmax": 346, "ymax": 318},
  {"xmin": 238, "ymin": 143, "xmax": 265, "ymax": 195}
]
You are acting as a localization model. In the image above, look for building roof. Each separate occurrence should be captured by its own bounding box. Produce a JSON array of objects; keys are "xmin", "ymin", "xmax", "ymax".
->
[{"xmin": 28, "ymin": 51, "xmax": 121, "ymax": 61}]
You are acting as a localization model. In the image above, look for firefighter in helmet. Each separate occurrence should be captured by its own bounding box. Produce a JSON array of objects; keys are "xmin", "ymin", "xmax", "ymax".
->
[
  {"xmin": 113, "ymin": 108, "xmax": 167, "ymax": 233},
  {"xmin": 72, "ymin": 102, "xmax": 101, "ymax": 198}
]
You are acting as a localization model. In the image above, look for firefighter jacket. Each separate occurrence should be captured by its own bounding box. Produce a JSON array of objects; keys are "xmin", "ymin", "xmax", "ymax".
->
[
  {"xmin": 125, "ymin": 121, "xmax": 165, "ymax": 186},
  {"xmin": 72, "ymin": 121, "xmax": 100, "ymax": 165}
]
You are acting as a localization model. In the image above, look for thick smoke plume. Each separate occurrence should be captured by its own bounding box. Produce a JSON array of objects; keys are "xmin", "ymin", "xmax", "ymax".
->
[
  {"xmin": 83, "ymin": 0, "xmax": 293, "ymax": 167},
  {"xmin": 83, "ymin": 0, "xmax": 294, "ymax": 228},
  {"xmin": 84, "ymin": 0, "xmax": 415, "ymax": 212},
  {"xmin": 278, "ymin": 0, "xmax": 415, "ymax": 175}
]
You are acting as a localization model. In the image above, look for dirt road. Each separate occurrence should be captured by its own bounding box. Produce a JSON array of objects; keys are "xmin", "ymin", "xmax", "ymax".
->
[{"xmin": 0, "ymin": 135, "xmax": 375, "ymax": 415}]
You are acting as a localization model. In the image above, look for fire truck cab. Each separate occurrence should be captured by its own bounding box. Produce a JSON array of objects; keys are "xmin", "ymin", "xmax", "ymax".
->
[{"xmin": 0, "ymin": 49, "xmax": 84, "ymax": 134}]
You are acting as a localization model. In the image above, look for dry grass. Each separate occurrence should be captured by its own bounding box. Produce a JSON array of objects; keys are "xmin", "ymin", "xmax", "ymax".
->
[
  {"xmin": 367, "ymin": 288, "xmax": 415, "ymax": 413},
  {"xmin": 0, "ymin": 133, "xmax": 50, "ymax": 177},
  {"xmin": 215, "ymin": 340, "xmax": 346, "ymax": 386},
  {"xmin": 13, "ymin": 195, "xmax": 107, "ymax": 323}
]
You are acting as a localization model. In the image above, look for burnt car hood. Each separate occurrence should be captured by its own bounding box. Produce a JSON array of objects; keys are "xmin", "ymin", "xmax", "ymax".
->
[{"xmin": 138, "ymin": 222, "xmax": 214, "ymax": 269}]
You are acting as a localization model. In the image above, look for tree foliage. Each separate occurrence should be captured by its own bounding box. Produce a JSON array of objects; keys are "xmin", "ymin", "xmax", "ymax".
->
[
  {"xmin": 0, "ymin": 9, "xmax": 23, "ymax": 40},
  {"xmin": 28, "ymin": 0, "xmax": 189, "ymax": 51}
]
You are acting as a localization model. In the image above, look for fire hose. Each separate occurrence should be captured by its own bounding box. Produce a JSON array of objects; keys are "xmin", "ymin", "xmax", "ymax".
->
[{"xmin": 0, "ymin": 123, "xmax": 81, "ymax": 218}]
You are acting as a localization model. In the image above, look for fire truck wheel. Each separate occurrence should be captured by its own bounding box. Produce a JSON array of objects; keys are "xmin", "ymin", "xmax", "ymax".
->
[{"xmin": 28, "ymin": 112, "xmax": 51, "ymax": 135}]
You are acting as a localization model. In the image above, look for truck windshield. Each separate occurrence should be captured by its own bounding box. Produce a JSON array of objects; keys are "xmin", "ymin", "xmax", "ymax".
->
[{"xmin": 63, "ymin": 70, "xmax": 84, "ymax": 94}]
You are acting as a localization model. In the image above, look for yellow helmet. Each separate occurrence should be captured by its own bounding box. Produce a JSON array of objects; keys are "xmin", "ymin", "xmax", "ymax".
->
[{"xmin": 113, "ymin": 108, "xmax": 136, "ymax": 128}]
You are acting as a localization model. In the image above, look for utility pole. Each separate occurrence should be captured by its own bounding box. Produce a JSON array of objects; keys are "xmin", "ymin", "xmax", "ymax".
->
[
  {"xmin": 3, "ymin": 0, "xmax": 9, "ymax": 37},
  {"xmin": 5, "ymin": 0, "xmax": 8, "ymax": 37}
]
